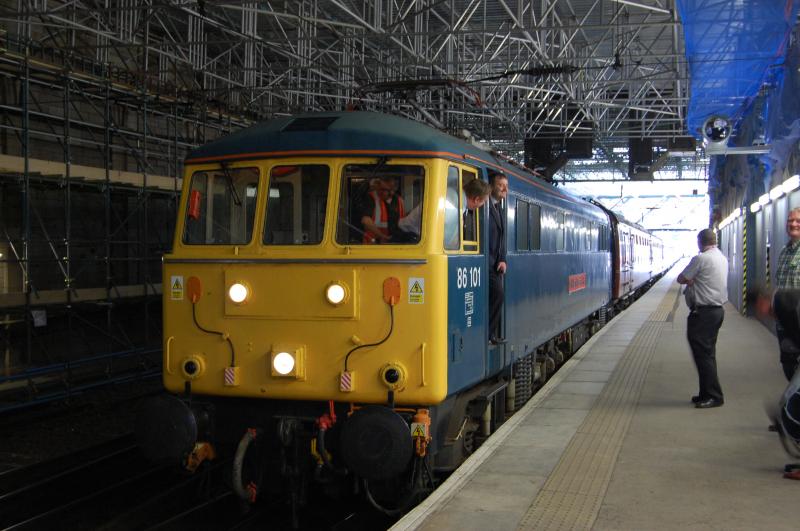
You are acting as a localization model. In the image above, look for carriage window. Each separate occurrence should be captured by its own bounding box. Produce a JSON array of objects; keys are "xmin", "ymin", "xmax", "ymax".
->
[
  {"xmin": 530, "ymin": 203, "xmax": 541, "ymax": 250},
  {"xmin": 599, "ymin": 224, "xmax": 605, "ymax": 251},
  {"xmin": 183, "ymin": 167, "xmax": 259, "ymax": 245},
  {"xmin": 583, "ymin": 220, "xmax": 590, "ymax": 251},
  {"xmin": 516, "ymin": 199, "xmax": 529, "ymax": 251},
  {"xmin": 336, "ymin": 164, "xmax": 425, "ymax": 245},
  {"xmin": 264, "ymin": 165, "xmax": 329, "ymax": 245},
  {"xmin": 556, "ymin": 212, "xmax": 565, "ymax": 251},
  {"xmin": 599, "ymin": 225, "xmax": 609, "ymax": 251}
]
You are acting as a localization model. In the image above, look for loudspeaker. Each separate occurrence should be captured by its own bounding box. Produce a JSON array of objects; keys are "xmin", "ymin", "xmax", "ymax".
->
[
  {"xmin": 524, "ymin": 139, "xmax": 559, "ymax": 168},
  {"xmin": 668, "ymin": 137, "xmax": 696, "ymax": 153},
  {"xmin": 628, "ymin": 138, "xmax": 653, "ymax": 177},
  {"xmin": 565, "ymin": 138, "xmax": 593, "ymax": 159}
]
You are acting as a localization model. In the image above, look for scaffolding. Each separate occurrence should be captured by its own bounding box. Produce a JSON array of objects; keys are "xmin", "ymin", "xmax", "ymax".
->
[
  {"xmin": 0, "ymin": 2, "xmax": 245, "ymax": 410},
  {"xmin": 1, "ymin": 1, "xmax": 689, "ymax": 145}
]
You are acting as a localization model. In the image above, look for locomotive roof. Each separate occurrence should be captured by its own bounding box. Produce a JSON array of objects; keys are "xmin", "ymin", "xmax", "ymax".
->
[
  {"xmin": 185, "ymin": 110, "xmax": 595, "ymax": 211},
  {"xmin": 186, "ymin": 111, "xmax": 487, "ymax": 163}
]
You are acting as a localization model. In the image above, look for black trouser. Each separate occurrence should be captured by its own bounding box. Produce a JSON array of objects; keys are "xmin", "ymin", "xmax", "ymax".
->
[
  {"xmin": 687, "ymin": 306, "xmax": 725, "ymax": 401},
  {"xmin": 776, "ymin": 324, "xmax": 800, "ymax": 381},
  {"xmin": 489, "ymin": 269, "xmax": 504, "ymax": 339}
]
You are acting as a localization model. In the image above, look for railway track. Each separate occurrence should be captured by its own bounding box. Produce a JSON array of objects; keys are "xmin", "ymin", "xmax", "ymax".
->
[
  {"xmin": 0, "ymin": 434, "xmax": 233, "ymax": 530},
  {"xmin": 0, "ymin": 433, "xmax": 382, "ymax": 530}
]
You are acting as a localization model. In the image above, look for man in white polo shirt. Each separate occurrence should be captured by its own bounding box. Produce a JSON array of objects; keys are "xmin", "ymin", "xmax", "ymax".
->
[{"xmin": 677, "ymin": 228, "xmax": 729, "ymax": 409}]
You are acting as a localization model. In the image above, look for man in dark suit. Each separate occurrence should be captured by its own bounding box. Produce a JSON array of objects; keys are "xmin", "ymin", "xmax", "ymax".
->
[
  {"xmin": 488, "ymin": 172, "xmax": 508, "ymax": 345},
  {"xmin": 461, "ymin": 178, "xmax": 490, "ymax": 242}
]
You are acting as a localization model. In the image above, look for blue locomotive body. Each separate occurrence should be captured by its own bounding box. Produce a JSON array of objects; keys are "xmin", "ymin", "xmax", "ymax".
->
[{"xmin": 445, "ymin": 170, "xmax": 612, "ymax": 395}]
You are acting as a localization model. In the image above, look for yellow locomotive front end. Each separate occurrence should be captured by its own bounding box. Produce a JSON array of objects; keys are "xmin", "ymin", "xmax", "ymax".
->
[
  {"xmin": 162, "ymin": 157, "xmax": 449, "ymax": 406},
  {"xmin": 139, "ymin": 155, "xmax": 468, "ymax": 502}
]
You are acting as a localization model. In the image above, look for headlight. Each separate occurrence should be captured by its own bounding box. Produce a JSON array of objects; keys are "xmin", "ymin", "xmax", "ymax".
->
[
  {"xmin": 270, "ymin": 345, "xmax": 306, "ymax": 379},
  {"xmin": 228, "ymin": 282, "xmax": 249, "ymax": 303},
  {"xmin": 273, "ymin": 352, "xmax": 295, "ymax": 375},
  {"xmin": 325, "ymin": 282, "xmax": 347, "ymax": 305}
]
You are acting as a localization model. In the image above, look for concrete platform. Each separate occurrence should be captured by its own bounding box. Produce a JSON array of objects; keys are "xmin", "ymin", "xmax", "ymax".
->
[{"xmin": 393, "ymin": 264, "xmax": 797, "ymax": 531}]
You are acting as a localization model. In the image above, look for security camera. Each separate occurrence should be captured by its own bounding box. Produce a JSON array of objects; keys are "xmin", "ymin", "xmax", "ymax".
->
[{"xmin": 703, "ymin": 116, "xmax": 731, "ymax": 144}]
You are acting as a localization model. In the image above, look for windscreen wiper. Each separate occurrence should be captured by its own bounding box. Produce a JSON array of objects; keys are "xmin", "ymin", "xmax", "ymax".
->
[{"xmin": 220, "ymin": 163, "xmax": 242, "ymax": 206}]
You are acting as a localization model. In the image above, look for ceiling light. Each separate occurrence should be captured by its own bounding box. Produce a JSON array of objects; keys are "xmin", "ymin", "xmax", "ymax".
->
[
  {"xmin": 759, "ymin": 193, "xmax": 770, "ymax": 206},
  {"xmin": 783, "ymin": 175, "xmax": 800, "ymax": 193},
  {"xmin": 770, "ymin": 185, "xmax": 784, "ymax": 200},
  {"xmin": 750, "ymin": 202, "xmax": 761, "ymax": 213}
]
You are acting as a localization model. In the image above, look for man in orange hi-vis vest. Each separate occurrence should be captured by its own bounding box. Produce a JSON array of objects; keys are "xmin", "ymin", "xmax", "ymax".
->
[{"xmin": 360, "ymin": 176, "xmax": 405, "ymax": 244}]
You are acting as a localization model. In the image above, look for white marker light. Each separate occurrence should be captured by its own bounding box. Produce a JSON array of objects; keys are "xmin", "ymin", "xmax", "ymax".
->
[
  {"xmin": 326, "ymin": 283, "xmax": 346, "ymax": 305},
  {"xmin": 273, "ymin": 352, "xmax": 295, "ymax": 375},
  {"xmin": 228, "ymin": 283, "xmax": 249, "ymax": 303}
]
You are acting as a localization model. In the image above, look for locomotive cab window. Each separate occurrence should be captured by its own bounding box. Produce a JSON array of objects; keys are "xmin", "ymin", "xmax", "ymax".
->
[
  {"xmin": 183, "ymin": 167, "xmax": 259, "ymax": 245},
  {"xmin": 444, "ymin": 166, "xmax": 482, "ymax": 252},
  {"xmin": 335, "ymin": 163, "xmax": 424, "ymax": 245},
  {"xmin": 263, "ymin": 165, "xmax": 330, "ymax": 245}
]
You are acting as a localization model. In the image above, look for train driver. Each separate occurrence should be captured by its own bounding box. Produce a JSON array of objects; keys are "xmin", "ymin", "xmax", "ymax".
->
[{"xmin": 359, "ymin": 176, "xmax": 405, "ymax": 244}]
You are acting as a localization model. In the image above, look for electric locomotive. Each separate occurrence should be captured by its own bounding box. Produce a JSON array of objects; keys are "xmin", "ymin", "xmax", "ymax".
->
[{"xmin": 136, "ymin": 111, "xmax": 659, "ymax": 513}]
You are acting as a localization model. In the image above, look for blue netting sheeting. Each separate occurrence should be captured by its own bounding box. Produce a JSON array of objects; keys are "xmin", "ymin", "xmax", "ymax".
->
[
  {"xmin": 760, "ymin": 30, "xmax": 800, "ymax": 186},
  {"xmin": 709, "ymin": 153, "xmax": 753, "ymax": 198},
  {"xmin": 677, "ymin": 0, "xmax": 800, "ymax": 138},
  {"xmin": 706, "ymin": 88, "xmax": 767, "ymax": 199}
]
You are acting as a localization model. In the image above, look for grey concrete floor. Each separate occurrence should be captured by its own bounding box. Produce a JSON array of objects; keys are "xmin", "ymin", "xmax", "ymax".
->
[
  {"xmin": 395, "ymin": 266, "xmax": 799, "ymax": 531},
  {"xmin": 594, "ymin": 283, "xmax": 797, "ymax": 530}
]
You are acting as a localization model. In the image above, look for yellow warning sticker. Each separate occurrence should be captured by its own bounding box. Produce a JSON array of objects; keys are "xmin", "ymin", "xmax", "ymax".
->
[
  {"xmin": 408, "ymin": 277, "xmax": 424, "ymax": 304},
  {"xmin": 171, "ymin": 275, "xmax": 184, "ymax": 301},
  {"xmin": 411, "ymin": 423, "xmax": 426, "ymax": 438}
]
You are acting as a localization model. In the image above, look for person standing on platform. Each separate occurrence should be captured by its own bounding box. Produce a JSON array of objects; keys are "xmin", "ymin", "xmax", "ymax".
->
[
  {"xmin": 488, "ymin": 172, "xmax": 508, "ymax": 345},
  {"xmin": 677, "ymin": 228, "xmax": 728, "ymax": 409},
  {"xmin": 773, "ymin": 207, "xmax": 800, "ymax": 380}
]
